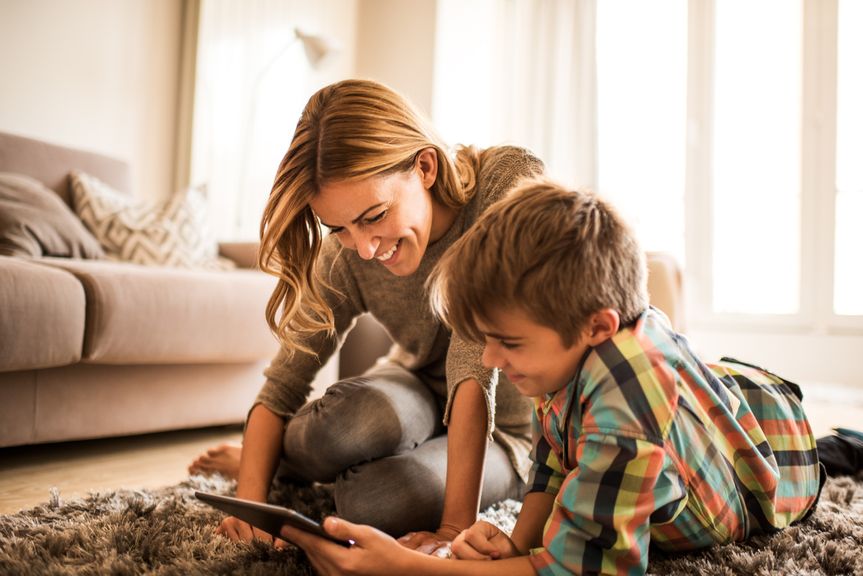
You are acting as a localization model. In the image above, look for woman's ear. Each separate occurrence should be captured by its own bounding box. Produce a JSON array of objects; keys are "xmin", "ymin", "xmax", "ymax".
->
[
  {"xmin": 415, "ymin": 147, "xmax": 438, "ymax": 189},
  {"xmin": 585, "ymin": 308, "xmax": 620, "ymax": 346}
]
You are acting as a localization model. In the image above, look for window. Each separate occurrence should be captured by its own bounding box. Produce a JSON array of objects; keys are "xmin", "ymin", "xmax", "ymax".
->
[
  {"xmin": 834, "ymin": 0, "xmax": 863, "ymax": 316},
  {"xmin": 710, "ymin": 0, "xmax": 802, "ymax": 315},
  {"xmin": 433, "ymin": 0, "xmax": 863, "ymax": 388},
  {"xmin": 596, "ymin": 0, "xmax": 687, "ymax": 264}
]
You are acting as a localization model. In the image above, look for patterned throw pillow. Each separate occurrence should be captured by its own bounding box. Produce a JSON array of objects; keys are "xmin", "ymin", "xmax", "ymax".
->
[
  {"xmin": 0, "ymin": 172, "xmax": 105, "ymax": 259},
  {"xmin": 70, "ymin": 171, "xmax": 235, "ymax": 270}
]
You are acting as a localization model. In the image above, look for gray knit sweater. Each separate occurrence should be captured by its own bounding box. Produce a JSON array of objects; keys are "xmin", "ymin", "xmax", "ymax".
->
[{"xmin": 255, "ymin": 146, "xmax": 544, "ymax": 480}]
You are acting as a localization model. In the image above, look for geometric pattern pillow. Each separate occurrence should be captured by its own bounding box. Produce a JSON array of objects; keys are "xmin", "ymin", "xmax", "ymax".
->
[{"xmin": 70, "ymin": 170, "xmax": 235, "ymax": 270}]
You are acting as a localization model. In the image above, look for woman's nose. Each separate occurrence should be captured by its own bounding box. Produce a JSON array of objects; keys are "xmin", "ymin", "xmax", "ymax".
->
[{"xmin": 353, "ymin": 229, "xmax": 381, "ymax": 260}]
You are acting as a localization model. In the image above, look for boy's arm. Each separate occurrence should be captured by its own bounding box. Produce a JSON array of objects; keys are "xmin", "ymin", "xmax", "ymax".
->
[
  {"xmin": 529, "ymin": 435, "xmax": 671, "ymax": 575},
  {"xmin": 509, "ymin": 491, "xmax": 555, "ymax": 554},
  {"xmin": 284, "ymin": 517, "xmax": 538, "ymax": 576}
]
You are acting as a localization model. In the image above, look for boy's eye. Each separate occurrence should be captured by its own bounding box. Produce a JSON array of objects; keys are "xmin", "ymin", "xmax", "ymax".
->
[{"xmin": 500, "ymin": 340, "xmax": 520, "ymax": 350}]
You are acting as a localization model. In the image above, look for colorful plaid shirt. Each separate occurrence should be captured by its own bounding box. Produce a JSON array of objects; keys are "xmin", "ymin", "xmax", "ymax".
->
[{"xmin": 527, "ymin": 308, "xmax": 822, "ymax": 576}]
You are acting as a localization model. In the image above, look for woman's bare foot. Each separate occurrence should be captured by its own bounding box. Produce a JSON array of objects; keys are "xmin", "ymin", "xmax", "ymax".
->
[{"xmin": 188, "ymin": 443, "xmax": 242, "ymax": 479}]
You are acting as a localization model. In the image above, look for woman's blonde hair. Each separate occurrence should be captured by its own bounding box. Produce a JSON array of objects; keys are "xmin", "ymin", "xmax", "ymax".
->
[
  {"xmin": 427, "ymin": 177, "xmax": 648, "ymax": 347},
  {"xmin": 259, "ymin": 79, "xmax": 480, "ymax": 355}
]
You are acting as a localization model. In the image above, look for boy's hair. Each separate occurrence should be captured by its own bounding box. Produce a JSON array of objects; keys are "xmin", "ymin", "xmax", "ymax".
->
[{"xmin": 428, "ymin": 177, "xmax": 648, "ymax": 346}]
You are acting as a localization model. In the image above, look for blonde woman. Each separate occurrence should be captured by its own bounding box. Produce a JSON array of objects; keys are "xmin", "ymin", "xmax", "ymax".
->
[{"xmin": 191, "ymin": 79, "xmax": 543, "ymax": 553}]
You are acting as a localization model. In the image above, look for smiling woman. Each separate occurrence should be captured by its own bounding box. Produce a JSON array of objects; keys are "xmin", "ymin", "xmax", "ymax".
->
[
  {"xmin": 190, "ymin": 79, "xmax": 545, "ymax": 554},
  {"xmin": 311, "ymin": 149, "xmax": 456, "ymax": 275}
]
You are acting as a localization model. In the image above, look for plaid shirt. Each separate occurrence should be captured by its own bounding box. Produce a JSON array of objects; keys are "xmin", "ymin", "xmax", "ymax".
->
[{"xmin": 527, "ymin": 308, "xmax": 821, "ymax": 576}]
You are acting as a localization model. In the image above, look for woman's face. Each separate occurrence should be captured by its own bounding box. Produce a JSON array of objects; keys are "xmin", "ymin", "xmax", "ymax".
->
[{"xmin": 310, "ymin": 149, "xmax": 456, "ymax": 276}]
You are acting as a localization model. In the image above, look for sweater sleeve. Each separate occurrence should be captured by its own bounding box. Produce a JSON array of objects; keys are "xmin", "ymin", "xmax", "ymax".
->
[
  {"xmin": 440, "ymin": 145, "xmax": 545, "ymax": 435},
  {"xmin": 254, "ymin": 237, "xmax": 365, "ymax": 418}
]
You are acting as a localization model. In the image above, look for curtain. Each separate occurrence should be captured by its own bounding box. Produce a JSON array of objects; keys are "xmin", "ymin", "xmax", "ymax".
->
[
  {"xmin": 432, "ymin": 0, "xmax": 597, "ymax": 190},
  {"xmin": 189, "ymin": 0, "xmax": 351, "ymax": 240}
]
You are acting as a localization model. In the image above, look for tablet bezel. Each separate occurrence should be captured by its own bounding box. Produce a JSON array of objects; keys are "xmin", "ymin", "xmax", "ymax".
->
[{"xmin": 195, "ymin": 491, "xmax": 352, "ymax": 547}]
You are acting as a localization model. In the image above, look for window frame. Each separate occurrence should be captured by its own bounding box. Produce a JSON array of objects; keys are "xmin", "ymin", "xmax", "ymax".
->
[{"xmin": 685, "ymin": 0, "xmax": 863, "ymax": 334}]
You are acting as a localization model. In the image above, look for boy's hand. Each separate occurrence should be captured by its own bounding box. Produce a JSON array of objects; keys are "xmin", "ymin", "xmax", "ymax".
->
[
  {"xmin": 452, "ymin": 520, "xmax": 519, "ymax": 560},
  {"xmin": 397, "ymin": 526, "xmax": 459, "ymax": 556},
  {"xmin": 215, "ymin": 516, "xmax": 289, "ymax": 549},
  {"xmin": 281, "ymin": 517, "xmax": 409, "ymax": 576}
]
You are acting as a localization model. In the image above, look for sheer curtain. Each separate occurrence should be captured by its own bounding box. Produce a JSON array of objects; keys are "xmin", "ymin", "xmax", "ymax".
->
[
  {"xmin": 433, "ymin": 0, "xmax": 597, "ymax": 191},
  {"xmin": 189, "ymin": 0, "xmax": 353, "ymax": 241},
  {"xmin": 432, "ymin": 0, "xmax": 686, "ymax": 260}
]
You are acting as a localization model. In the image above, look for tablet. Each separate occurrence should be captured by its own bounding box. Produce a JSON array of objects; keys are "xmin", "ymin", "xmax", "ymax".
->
[{"xmin": 195, "ymin": 491, "xmax": 352, "ymax": 547}]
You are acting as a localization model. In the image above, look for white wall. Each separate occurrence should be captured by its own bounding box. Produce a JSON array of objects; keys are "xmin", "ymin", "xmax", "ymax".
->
[
  {"xmin": 0, "ymin": 0, "xmax": 182, "ymax": 201},
  {"xmin": 355, "ymin": 0, "xmax": 437, "ymax": 116}
]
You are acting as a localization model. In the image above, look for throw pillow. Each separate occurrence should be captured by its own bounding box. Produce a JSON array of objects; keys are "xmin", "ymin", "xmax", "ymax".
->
[
  {"xmin": 0, "ymin": 172, "xmax": 106, "ymax": 259},
  {"xmin": 70, "ymin": 170, "xmax": 235, "ymax": 270}
]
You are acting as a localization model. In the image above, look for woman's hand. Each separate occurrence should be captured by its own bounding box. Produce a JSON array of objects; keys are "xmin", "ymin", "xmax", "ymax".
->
[
  {"xmin": 281, "ymin": 517, "xmax": 413, "ymax": 576},
  {"xmin": 397, "ymin": 525, "xmax": 460, "ymax": 556},
  {"xmin": 451, "ymin": 521, "xmax": 519, "ymax": 560},
  {"xmin": 215, "ymin": 516, "xmax": 289, "ymax": 549}
]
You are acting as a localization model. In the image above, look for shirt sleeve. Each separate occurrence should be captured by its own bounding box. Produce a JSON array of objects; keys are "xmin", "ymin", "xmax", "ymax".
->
[
  {"xmin": 528, "ymin": 433, "xmax": 670, "ymax": 576},
  {"xmin": 527, "ymin": 408, "xmax": 566, "ymax": 496},
  {"xmin": 529, "ymin": 329, "xmax": 684, "ymax": 575},
  {"xmin": 440, "ymin": 146, "xmax": 545, "ymax": 435}
]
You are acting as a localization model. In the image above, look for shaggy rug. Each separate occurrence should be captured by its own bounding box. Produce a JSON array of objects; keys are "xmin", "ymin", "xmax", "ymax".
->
[{"xmin": 1, "ymin": 474, "xmax": 862, "ymax": 575}]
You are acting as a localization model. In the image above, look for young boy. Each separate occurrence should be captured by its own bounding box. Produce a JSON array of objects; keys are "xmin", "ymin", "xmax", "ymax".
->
[{"xmin": 280, "ymin": 177, "xmax": 824, "ymax": 576}]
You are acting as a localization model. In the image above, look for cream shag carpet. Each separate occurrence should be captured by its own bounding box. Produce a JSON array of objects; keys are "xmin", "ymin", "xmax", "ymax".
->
[{"xmin": 1, "ymin": 474, "xmax": 862, "ymax": 575}]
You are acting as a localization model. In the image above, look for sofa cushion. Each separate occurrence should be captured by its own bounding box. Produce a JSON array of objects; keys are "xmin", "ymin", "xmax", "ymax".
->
[
  {"xmin": 70, "ymin": 170, "xmax": 234, "ymax": 270},
  {"xmin": 0, "ymin": 173, "xmax": 106, "ymax": 259},
  {"xmin": 0, "ymin": 257, "xmax": 86, "ymax": 371},
  {"xmin": 39, "ymin": 258, "xmax": 278, "ymax": 364}
]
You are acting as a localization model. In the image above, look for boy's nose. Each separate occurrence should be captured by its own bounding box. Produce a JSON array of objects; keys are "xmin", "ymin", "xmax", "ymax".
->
[{"xmin": 481, "ymin": 344, "xmax": 501, "ymax": 370}]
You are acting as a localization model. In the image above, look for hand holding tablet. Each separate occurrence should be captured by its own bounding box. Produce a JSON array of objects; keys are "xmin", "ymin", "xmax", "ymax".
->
[{"xmin": 195, "ymin": 491, "xmax": 353, "ymax": 547}]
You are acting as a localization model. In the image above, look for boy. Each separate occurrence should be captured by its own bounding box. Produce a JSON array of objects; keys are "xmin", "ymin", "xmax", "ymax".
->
[{"xmin": 280, "ymin": 177, "xmax": 824, "ymax": 576}]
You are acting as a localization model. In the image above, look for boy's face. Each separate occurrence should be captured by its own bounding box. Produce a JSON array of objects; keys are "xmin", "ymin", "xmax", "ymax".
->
[{"xmin": 476, "ymin": 307, "xmax": 591, "ymax": 398}]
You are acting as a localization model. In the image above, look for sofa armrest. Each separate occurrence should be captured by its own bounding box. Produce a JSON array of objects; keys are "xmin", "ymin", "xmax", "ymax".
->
[
  {"xmin": 218, "ymin": 242, "xmax": 259, "ymax": 269},
  {"xmin": 646, "ymin": 251, "xmax": 685, "ymax": 332}
]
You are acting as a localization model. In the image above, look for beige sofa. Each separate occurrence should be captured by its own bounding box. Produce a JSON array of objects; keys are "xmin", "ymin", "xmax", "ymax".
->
[
  {"xmin": 0, "ymin": 131, "xmax": 337, "ymax": 448},
  {"xmin": 0, "ymin": 130, "xmax": 683, "ymax": 449}
]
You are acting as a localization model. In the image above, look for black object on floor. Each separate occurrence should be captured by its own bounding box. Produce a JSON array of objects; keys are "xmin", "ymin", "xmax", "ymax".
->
[{"xmin": 817, "ymin": 430, "xmax": 863, "ymax": 477}]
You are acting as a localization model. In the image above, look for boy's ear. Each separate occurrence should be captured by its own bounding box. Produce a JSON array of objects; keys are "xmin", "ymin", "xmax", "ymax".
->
[{"xmin": 585, "ymin": 308, "xmax": 620, "ymax": 346}]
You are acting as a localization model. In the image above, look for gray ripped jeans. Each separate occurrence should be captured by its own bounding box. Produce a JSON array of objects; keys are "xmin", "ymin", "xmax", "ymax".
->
[{"xmin": 278, "ymin": 362, "xmax": 524, "ymax": 536}]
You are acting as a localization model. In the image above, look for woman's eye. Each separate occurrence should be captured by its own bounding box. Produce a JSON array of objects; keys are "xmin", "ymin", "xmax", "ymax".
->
[
  {"xmin": 364, "ymin": 210, "xmax": 387, "ymax": 224},
  {"xmin": 500, "ymin": 341, "xmax": 520, "ymax": 350}
]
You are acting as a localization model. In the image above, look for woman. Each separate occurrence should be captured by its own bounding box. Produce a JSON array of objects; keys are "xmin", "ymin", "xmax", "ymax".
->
[{"xmin": 190, "ymin": 79, "xmax": 544, "ymax": 553}]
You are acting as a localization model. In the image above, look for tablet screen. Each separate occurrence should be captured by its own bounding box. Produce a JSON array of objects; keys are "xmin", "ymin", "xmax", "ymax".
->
[{"xmin": 195, "ymin": 491, "xmax": 352, "ymax": 547}]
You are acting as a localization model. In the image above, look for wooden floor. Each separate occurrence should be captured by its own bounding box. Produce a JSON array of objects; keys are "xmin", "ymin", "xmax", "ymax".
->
[
  {"xmin": 0, "ymin": 425, "xmax": 242, "ymax": 514},
  {"xmin": 1, "ymin": 395, "xmax": 862, "ymax": 515}
]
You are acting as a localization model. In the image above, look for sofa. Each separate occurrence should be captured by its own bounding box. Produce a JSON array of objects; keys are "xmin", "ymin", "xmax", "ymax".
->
[
  {"xmin": 0, "ymin": 130, "xmax": 684, "ymax": 450},
  {"xmin": 0, "ymin": 131, "xmax": 337, "ymax": 448}
]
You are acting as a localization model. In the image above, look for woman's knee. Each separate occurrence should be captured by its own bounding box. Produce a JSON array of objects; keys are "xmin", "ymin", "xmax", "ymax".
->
[
  {"xmin": 334, "ymin": 445, "xmax": 447, "ymax": 535},
  {"xmin": 282, "ymin": 374, "xmax": 440, "ymax": 481}
]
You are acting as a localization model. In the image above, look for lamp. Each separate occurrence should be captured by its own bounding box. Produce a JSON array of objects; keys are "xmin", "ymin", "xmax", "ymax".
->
[
  {"xmin": 234, "ymin": 27, "xmax": 337, "ymax": 232},
  {"xmin": 294, "ymin": 28, "xmax": 337, "ymax": 68}
]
